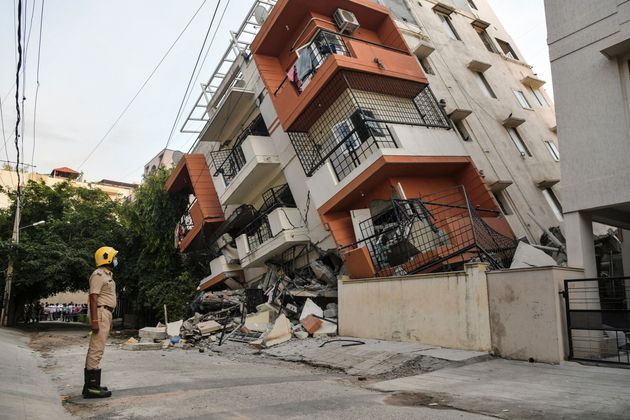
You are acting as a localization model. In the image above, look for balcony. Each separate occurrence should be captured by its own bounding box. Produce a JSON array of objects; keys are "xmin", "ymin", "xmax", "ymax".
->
[
  {"xmin": 342, "ymin": 186, "xmax": 517, "ymax": 279},
  {"xmin": 164, "ymin": 154, "xmax": 225, "ymax": 252},
  {"xmin": 287, "ymin": 71, "xmax": 451, "ymax": 181},
  {"xmin": 198, "ymin": 255, "xmax": 244, "ymax": 291},
  {"xmin": 235, "ymin": 207, "xmax": 309, "ymax": 268},
  {"xmin": 252, "ymin": 0, "xmax": 427, "ymax": 131},
  {"xmin": 209, "ymin": 117, "xmax": 280, "ymax": 206}
]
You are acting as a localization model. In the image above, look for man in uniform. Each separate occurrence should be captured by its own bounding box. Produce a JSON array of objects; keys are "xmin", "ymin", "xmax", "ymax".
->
[{"xmin": 82, "ymin": 246, "xmax": 118, "ymax": 399}]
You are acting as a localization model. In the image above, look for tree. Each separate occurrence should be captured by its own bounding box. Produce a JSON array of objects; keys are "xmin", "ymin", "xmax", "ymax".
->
[
  {"xmin": 0, "ymin": 180, "xmax": 125, "ymax": 324},
  {"xmin": 117, "ymin": 167, "xmax": 210, "ymax": 323}
]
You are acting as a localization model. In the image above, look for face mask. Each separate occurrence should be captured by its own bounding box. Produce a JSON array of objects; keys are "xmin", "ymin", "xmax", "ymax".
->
[{"xmin": 113, "ymin": 258, "xmax": 119, "ymax": 268}]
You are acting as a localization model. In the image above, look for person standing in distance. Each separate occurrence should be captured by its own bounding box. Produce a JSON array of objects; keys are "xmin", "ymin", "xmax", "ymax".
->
[{"xmin": 82, "ymin": 246, "xmax": 118, "ymax": 399}]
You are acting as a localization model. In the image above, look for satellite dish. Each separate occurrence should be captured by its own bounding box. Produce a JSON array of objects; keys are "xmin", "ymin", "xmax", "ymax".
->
[{"xmin": 253, "ymin": 5, "xmax": 269, "ymax": 25}]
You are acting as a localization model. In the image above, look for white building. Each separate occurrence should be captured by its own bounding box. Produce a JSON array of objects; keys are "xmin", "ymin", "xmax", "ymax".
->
[
  {"xmin": 546, "ymin": 0, "xmax": 630, "ymax": 277},
  {"xmin": 166, "ymin": 0, "xmax": 562, "ymax": 291},
  {"xmin": 144, "ymin": 148, "xmax": 184, "ymax": 177}
]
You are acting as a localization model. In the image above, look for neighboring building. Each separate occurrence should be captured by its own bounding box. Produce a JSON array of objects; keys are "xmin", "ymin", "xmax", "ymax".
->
[
  {"xmin": 546, "ymin": 0, "xmax": 630, "ymax": 277},
  {"xmin": 144, "ymin": 149, "xmax": 184, "ymax": 177},
  {"xmin": 166, "ymin": 0, "xmax": 561, "ymax": 292},
  {"xmin": 0, "ymin": 167, "xmax": 136, "ymax": 207}
]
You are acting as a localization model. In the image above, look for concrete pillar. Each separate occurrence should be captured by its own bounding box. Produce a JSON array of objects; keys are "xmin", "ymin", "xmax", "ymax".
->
[
  {"xmin": 622, "ymin": 229, "xmax": 630, "ymax": 277},
  {"xmin": 564, "ymin": 211, "xmax": 597, "ymax": 277}
]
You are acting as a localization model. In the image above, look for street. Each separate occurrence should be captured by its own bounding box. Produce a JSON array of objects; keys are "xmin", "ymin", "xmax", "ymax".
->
[{"xmin": 1, "ymin": 324, "xmax": 491, "ymax": 419}]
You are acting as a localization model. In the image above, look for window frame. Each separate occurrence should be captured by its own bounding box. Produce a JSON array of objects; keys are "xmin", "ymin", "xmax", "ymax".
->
[
  {"xmin": 467, "ymin": 0, "xmax": 478, "ymax": 10},
  {"xmin": 437, "ymin": 12, "xmax": 461, "ymax": 41},
  {"xmin": 513, "ymin": 90, "xmax": 532, "ymax": 109},
  {"xmin": 544, "ymin": 140, "xmax": 560, "ymax": 161},
  {"xmin": 493, "ymin": 190, "xmax": 513, "ymax": 216},
  {"xmin": 475, "ymin": 27, "xmax": 497, "ymax": 53},
  {"xmin": 530, "ymin": 87, "xmax": 549, "ymax": 107},
  {"xmin": 542, "ymin": 188, "xmax": 563, "ymax": 221},
  {"xmin": 453, "ymin": 119, "xmax": 472, "ymax": 142},
  {"xmin": 473, "ymin": 71, "xmax": 497, "ymax": 99},
  {"xmin": 496, "ymin": 38, "xmax": 519, "ymax": 60},
  {"xmin": 419, "ymin": 57, "xmax": 435, "ymax": 75},
  {"xmin": 507, "ymin": 127, "xmax": 532, "ymax": 157}
]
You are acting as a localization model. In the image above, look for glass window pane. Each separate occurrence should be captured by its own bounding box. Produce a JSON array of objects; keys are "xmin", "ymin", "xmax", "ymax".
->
[
  {"xmin": 545, "ymin": 140, "xmax": 560, "ymax": 161},
  {"xmin": 475, "ymin": 72, "xmax": 496, "ymax": 98},
  {"xmin": 542, "ymin": 188, "xmax": 563, "ymax": 221},
  {"xmin": 439, "ymin": 14, "xmax": 460, "ymax": 40},
  {"xmin": 514, "ymin": 90, "xmax": 531, "ymax": 109},
  {"xmin": 508, "ymin": 128, "xmax": 531, "ymax": 156}
]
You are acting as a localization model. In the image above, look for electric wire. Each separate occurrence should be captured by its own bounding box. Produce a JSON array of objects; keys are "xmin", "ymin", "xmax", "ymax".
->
[
  {"xmin": 75, "ymin": 0, "xmax": 210, "ymax": 170},
  {"xmin": 30, "ymin": 0, "xmax": 44, "ymax": 174},
  {"xmin": 14, "ymin": 0, "xmax": 23, "ymax": 195},
  {"xmin": 164, "ymin": 0, "xmax": 224, "ymax": 149}
]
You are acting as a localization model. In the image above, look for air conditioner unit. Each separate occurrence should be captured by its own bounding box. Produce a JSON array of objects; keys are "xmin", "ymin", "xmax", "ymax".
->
[{"xmin": 334, "ymin": 9, "xmax": 360, "ymax": 35}]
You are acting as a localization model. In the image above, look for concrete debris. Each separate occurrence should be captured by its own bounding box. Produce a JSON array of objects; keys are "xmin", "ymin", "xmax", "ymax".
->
[
  {"xmin": 139, "ymin": 327, "xmax": 167, "ymax": 340},
  {"xmin": 323, "ymin": 305, "xmax": 338, "ymax": 319},
  {"xmin": 299, "ymin": 299, "xmax": 323, "ymax": 321},
  {"xmin": 301, "ymin": 314, "xmax": 323, "ymax": 335},
  {"xmin": 244, "ymin": 311, "xmax": 271, "ymax": 333},
  {"xmin": 122, "ymin": 341, "xmax": 163, "ymax": 351},
  {"xmin": 262, "ymin": 314, "xmax": 292, "ymax": 348},
  {"xmin": 197, "ymin": 320, "xmax": 222, "ymax": 336},
  {"xmin": 510, "ymin": 242, "xmax": 558, "ymax": 269},
  {"xmin": 294, "ymin": 330, "xmax": 309, "ymax": 340},
  {"xmin": 313, "ymin": 320, "xmax": 338, "ymax": 337},
  {"xmin": 166, "ymin": 320, "xmax": 183, "ymax": 337}
]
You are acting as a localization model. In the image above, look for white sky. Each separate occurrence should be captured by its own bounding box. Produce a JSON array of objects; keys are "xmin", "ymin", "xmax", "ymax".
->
[{"xmin": 0, "ymin": 0, "xmax": 551, "ymax": 184}]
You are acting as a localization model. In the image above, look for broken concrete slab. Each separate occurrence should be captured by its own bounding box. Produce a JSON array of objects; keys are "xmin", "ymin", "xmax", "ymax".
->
[
  {"xmin": 139, "ymin": 327, "xmax": 167, "ymax": 340},
  {"xmin": 256, "ymin": 302, "xmax": 279, "ymax": 313},
  {"xmin": 323, "ymin": 307, "xmax": 338, "ymax": 318},
  {"xmin": 300, "ymin": 314, "xmax": 322, "ymax": 335},
  {"xmin": 122, "ymin": 342, "xmax": 163, "ymax": 351},
  {"xmin": 262, "ymin": 314, "xmax": 292, "ymax": 348},
  {"xmin": 313, "ymin": 320, "xmax": 337, "ymax": 338},
  {"xmin": 244, "ymin": 311, "xmax": 271, "ymax": 333},
  {"xmin": 166, "ymin": 320, "xmax": 183, "ymax": 337},
  {"xmin": 197, "ymin": 320, "xmax": 222, "ymax": 336},
  {"xmin": 299, "ymin": 298, "xmax": 323, "ymax": 321},
  {"xmin": 294, "ymin": 331, "xmax": 309, "ymax": 340},
  {"xmin": 510, "ymin": 241, "xmax": 557, "ymax": 269}
]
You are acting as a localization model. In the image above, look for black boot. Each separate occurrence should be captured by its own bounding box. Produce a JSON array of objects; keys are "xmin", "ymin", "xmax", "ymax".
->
[
  {"xmin": 94, "ymin": 368, "xmax": 109, "ymax": 392},
  {"xmin": 82, "ymin": 368, "xmax": 109, "ymax": 392},
  {"xmin": 82, "ymin": 369, "xmax": 112, "ymax": 399}
]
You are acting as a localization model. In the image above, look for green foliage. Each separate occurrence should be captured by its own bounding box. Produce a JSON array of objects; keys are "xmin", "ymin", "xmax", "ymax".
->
[
  {"xmin": 0, "ymin": 180, "xmax": 125, "ymax": 307},
  {"xmin": 118, "ymin": 167, "xmax": 210, "ymax": 321}
]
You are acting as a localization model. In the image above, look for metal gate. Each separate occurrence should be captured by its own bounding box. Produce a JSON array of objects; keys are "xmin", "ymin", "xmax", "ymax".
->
[{"xmin": 564, "ymin": 277, "xmax": 630, "ymax": 365}]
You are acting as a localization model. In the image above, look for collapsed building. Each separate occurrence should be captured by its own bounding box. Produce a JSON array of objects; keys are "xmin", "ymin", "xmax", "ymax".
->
[{"xmin": 164, "ymin": 0, "xmax": 563, "ymax": 345}]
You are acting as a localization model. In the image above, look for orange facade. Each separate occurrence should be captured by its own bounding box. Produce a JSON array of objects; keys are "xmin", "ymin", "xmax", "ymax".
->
[
  {"xmin": 252, "ymin": 0, "xmax": 428, "ymax": 131},
  {"xmin": 164, "ymin": 154, "xmax": 225, "ymax": 252}
]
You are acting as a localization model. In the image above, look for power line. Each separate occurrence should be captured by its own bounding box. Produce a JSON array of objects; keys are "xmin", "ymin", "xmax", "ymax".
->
[
  {"xmin": 164, "ymin": 0, "xmax": 225, "ymax": 149},
  {"xmin": 31, "ymin": 0, "xmax": 45, "ymax": 174},
  {"xmin": 75, "ymin": 0, "xmax": 210, "ymax": 170},
  {"xmin": 14, "ymin": 0, "xmax": 24, "ymax": 194}
]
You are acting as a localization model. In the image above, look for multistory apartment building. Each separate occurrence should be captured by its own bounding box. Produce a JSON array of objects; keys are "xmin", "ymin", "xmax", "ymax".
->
[
  {"xmin": 166, "ymin": 0, "xmax": 560, "ymax": 291},
  {"xmin": 546, "ymin": 0, "xmax": 630, "ymax": 277},
  {"xmin": 144, "ymin": 148, "xmax": 184, "ymax": 177}
]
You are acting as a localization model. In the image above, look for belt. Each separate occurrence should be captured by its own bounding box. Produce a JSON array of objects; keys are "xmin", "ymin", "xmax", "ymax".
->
[{"xmin": 98, "ymin": 305, "xmax": 114, "ymax": 312}]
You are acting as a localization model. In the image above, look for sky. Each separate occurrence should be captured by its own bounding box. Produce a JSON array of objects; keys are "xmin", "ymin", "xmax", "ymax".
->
[{"xmin": 0, "ymin": 0, "xmax": 552, "ymax": 184}]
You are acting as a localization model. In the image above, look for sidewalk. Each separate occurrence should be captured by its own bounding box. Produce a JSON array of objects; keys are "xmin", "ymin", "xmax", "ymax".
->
[
  {"xmin": 370, "ymin": 358, "xmax": 630, "ymax": 419},
  {"xmin": 0, "ymin": 327, "xmax": 72, "ymax": 419}
]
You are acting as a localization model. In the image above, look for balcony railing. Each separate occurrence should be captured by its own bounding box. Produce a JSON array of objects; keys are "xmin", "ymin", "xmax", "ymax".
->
[
  {"xmin": 342, "ymin": 186, "xmax": 517, "ymax": 277},
  {"xmin": 287, "ymin": 71, "xmax": 451, "ymax": 180},
  {"xmin": 210, "ymin": 115, "xmax": 270, "ymax": 186}
]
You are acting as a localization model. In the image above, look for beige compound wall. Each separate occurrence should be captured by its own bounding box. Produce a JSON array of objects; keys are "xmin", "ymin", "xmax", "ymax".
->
[
  {"xmin": 486, "ymin": 266, "xmax": 584, "ymax": 364},
  {"xmin": 338, "ymin": 263, "xmax": 492, "ymax": 351}
]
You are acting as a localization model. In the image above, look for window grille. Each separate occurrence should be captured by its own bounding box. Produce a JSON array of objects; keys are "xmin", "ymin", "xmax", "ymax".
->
[{"xmin": 287, "ymin": 71, "xmax": 451, "ymax": 180}]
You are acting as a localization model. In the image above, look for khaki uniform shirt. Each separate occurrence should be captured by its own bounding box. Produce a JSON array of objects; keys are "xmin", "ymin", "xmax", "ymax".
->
[{"xmin": 89, "ymin": 268, "xmax": 117, "ymax": 308}]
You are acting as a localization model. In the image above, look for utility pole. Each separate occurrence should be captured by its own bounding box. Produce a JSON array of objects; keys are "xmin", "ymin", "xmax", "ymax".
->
[{"xmin": 1, "ymin": 194, "xmax": 21, "ymax": 327}]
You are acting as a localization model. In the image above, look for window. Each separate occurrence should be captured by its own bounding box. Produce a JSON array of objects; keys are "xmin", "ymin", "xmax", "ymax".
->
[
  {"xmin": 475, "ymin": 27, "xmax": 497, "ymax": 53},
  {"xmin": 467, "ymin": 0, "xmax": 478, "ymax": 10},
  {"xmin": 419, "ymin": 57, "xmax": 435, "ymax": 75},
  {"xmin": 333, "ymin": 120, "xmax": 361, "ymax": 152},
  {"xmin": 473, "ymin": 71, "xmax": 496, "ymax": 98},
  {"xmin": 493, "ymin": 191, "xmax": 513, "ymax": 215},
  {"xmin": 544, "ymin": 140, "xmax": 560, "ymax": 161},
  {"xmin": 437, "ymin": 13, "xmax": 460, "ymax": 41},
  {"xmin": 530, "ymin": 87, "xmax": 549, "ymax": 107},
  {"xmin": 542, "ymin": 188, "xmax": 563, "ymax": 221},
  {"xmin": 332, "ymin": 110, "xmax": 387, "ymax": 152},
  {"xmin": 513, "ymin": 90, "xmax": 532, "ymax": 109},
  {"xmin": 507, "ymin": 127, "xmax": 532, "ymax": 157},
  {"xmin": 496, "ymin": 38, "xmax": 519, "ymax": 60},
  {"xmin": 453, "ymin": 119, "xmax": 472, "ymax": 141}
]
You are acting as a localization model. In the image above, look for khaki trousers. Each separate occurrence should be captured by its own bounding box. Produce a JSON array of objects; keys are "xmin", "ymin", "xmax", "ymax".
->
[{"xmin": 85, "ymin": 307, "xmax": 112, "ymax": 369}]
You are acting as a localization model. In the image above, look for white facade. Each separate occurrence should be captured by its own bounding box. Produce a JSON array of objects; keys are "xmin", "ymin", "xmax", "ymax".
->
[
  {"xmin": 546, "ymin": 0, "xmax": 630, "ymax": 276},
  {"xmin": 185, "ymin": 0, "xmax": 564, "ymax": 282},
  {"xmin": 144, "ymin": 149, "xmax": 184, "ymax": 177}
]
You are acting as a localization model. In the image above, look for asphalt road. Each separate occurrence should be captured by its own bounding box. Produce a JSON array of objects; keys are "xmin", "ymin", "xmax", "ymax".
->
[{"xmin": 1, "ymin": 324, "xmax": 490, "ymax": 420}]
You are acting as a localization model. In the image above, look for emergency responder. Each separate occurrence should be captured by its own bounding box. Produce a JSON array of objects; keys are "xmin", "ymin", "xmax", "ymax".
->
[{"xmin": 82, "ymin": 246, "xmax": 118, "ymax": 399}]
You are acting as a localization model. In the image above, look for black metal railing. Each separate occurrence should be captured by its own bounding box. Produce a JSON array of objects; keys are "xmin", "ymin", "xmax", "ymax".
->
[
  {"xmin": 209, "ymin": 115, "xmax": 270, "ymax": 186},
  {"xmin": 237, "ymin": 184, "xmax": 299, "ymax": 252},
  {"xmin": 287, "ymin": 71, "xmax": 451, "ymax": 180},
  {"xmin": 276, "ymin": 29, "xmax": 352, "ymax": 96},
  {"xmin": 342, "ymin": 185, "xmax": 517, "ymax": 276},
  {"xmin": 564, "ymin": 277, "xmax": 630, "ymax": 365}
]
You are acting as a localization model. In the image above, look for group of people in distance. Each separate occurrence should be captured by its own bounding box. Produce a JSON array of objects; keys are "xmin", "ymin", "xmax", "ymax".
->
[{"xmin": 24, "ymin": 302, "xmax": 88, "ymax": 323}]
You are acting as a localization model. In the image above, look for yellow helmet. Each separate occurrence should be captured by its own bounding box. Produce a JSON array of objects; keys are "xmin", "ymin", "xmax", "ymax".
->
[{"xmin": 95, "ymin": 246, "xmax": 118, "ymax": 267}]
